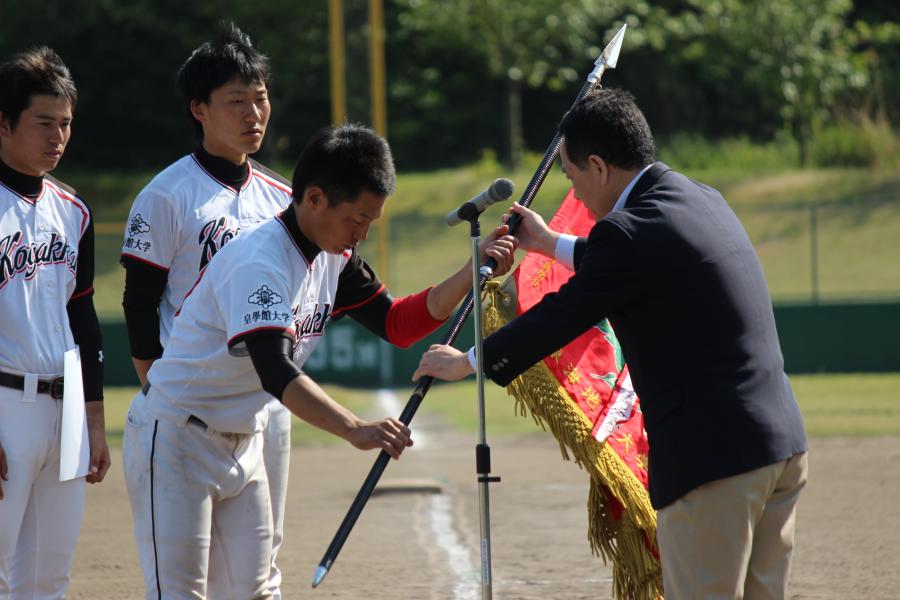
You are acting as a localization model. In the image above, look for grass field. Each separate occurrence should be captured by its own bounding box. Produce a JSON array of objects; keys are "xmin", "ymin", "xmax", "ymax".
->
[
  {"xmin": 99, "ymin": 373, "xmax": 900, "ymax": 447},
  {"xmin": 81, "ymin": 160, "xmax": 900, "ymax": 319},
  {"xmin": 74, "ymin": 158, "xmax": 900, "ymax": 450}
]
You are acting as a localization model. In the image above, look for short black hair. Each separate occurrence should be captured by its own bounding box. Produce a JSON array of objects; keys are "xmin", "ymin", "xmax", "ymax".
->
[
  {"xmin": 177, "ymin": 22, "xmax": 270, "ymax": 137},
  {"xmin": 0, "ymin": 46, "xmax": 77, "ymax": 130},
  {"xmin": 292, "ymin": 124, "xmax": 396, "ymax": 206},
  {"xmin": 558, "ymin": 88, "xmax": 656, "ymax": 170}
]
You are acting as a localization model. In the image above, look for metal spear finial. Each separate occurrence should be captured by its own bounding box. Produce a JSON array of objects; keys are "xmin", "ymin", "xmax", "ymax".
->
[{"xmin": 589, "ymin": 24, "xmax": 627, "ymax": 83}]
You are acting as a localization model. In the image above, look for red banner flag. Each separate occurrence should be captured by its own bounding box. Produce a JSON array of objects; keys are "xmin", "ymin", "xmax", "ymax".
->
[{"xmin": 483, "ymin": 189, "xmax": 663, "ymax": 599}]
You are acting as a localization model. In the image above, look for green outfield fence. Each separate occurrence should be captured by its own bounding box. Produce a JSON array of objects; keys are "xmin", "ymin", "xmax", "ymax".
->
[{"xmin": 99, "ymin": 299, "xmax": 900, "ymax": 387}]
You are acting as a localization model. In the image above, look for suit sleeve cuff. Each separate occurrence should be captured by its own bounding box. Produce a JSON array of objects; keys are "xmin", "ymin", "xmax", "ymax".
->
[
  {"xmin": 467, "ymin": 346, "xmax": 477, "ymax": 370},
  {"xmin": 555, "ymin": 234, "xmax": 578, "ymax": 270}
]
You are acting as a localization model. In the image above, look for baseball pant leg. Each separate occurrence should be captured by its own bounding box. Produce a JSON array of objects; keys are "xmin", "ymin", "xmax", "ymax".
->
[
  {"xmin": 262, "ymin": 399, "xmax": 291, "ymax": 600},
  {"xmin": 0, "ymin": 387, "xmax": 46, "ymax": 596},
  {"xmin": 9, "ymin": 446, "xmax": 84, "ymax": 599},
  {"xmin": 208, "ymin": 401, "xmax": 287, "ymax": 600},
  {"xmin": 207, "ymin": 436, "xmax": 272, "ymax": 600},
  {"xmin": 1, "ymin": 388, "xmax": 83, "ymax": 600},
  {"xmin": 124, "ymin": 395, "xmax": 215, "ymax": 599}
]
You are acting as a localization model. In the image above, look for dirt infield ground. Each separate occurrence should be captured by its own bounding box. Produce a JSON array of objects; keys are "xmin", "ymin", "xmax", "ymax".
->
[{"xmin": 69, "ymin": 417, "xmax": 900, "ymax": 599}]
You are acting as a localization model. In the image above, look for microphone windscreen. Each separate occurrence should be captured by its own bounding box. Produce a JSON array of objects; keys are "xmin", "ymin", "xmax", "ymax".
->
[{"xmin": 491, "ymin": 178, "xmax": 515, "ymax": 201}]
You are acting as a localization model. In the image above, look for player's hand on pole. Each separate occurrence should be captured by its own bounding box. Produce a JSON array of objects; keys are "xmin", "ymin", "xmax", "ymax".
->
[
  {"xmin": 413, "ymin": 344, "xmax": 475, "ymax": 382},
  {"xmin": 0, "ymin": 441, "xmax": 7, "ymax": 499},
  {"xmin": 347, "ymin": 418, "xmax": 413, "ymax": 459},
  {"xmin": 86, "ymin": 402, "xmax": 111, "ymax": 484},
  {"xmin": 479, "ymin": 224, "xmax": 518, "ymax": 277},
  {"xmin": 502, "ymin": 203, "xmax": 560, "ymax": 258},
  {"xmin": 281, "ymin": 373, "xmax": 411, "ymax": 459}
]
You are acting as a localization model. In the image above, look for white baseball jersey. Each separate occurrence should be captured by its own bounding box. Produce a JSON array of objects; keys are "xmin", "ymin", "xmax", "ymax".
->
[
  {"xmin": 144, "ymin": 210, "xmax": 353, "ymax": 434},
  {"xmin": 0, "ymin": 175, "xmax": 91, "ymax": 376},
  {"xmin": 121, "ymin": 152, "xmax": 291, "ymax": 346}
]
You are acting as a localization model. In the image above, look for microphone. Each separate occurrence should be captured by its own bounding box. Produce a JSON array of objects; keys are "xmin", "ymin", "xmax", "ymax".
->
[{"xmin": 445, "ymin": 178, "xmax": 515, "ymax": 226}]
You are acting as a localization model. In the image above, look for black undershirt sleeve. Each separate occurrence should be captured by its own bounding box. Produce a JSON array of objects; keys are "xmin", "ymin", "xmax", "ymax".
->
[
  {"xmin": 345, "ymin": 291, "xmax": 392, "ymax": 341},
  {"xmin": 68, "ymin": 203, "xmax": 103, "ymax": 401},
  {"xmin": 72, "ymin": 200, "xmax": 95, "ymax": 296},
  {"xmin": 121, "ymin": 255, "xmax": 168, "ymax": 360},
  {"xmin": 245, "ymin": 333, "xmax": 303, "ymax": 401},
  {"xmin": 334, "ymin": 250, "xmax": 392, "ymax": 341},
  {"xmin": 67, "ymin": 294, "xmax": 104, "ymax": 401}
]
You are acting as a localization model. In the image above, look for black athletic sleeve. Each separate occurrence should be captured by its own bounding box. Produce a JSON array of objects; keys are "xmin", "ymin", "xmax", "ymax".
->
[
  {"xmin": 72, "ymin": 201, "xmax": 95, "ymax": 297},
  {"xmin": 67, "ymin": 294, "xmax": 104, "ymax": 401},
  {"xmin": 344, "ymin": 291, "xmax": 392, "ymax": 341},
  {"xmin": 121, "ymin": 255, "xmax": 168, "ymax": 360},
  {"xmin": 332, "ymin": 250, "xmax": 392, "ymax": 341},
  {"xmin": 245, "ymin": 333, "xmax": 303, "ymax": 401},
  {"xmin": 68, "ymin": 199, "xmax": 103, "ymax": 401}
]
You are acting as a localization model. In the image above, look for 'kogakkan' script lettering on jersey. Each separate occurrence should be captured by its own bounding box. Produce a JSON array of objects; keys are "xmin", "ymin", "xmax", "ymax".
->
[{"xmin": 0, "ymin": 230, "xmax": 77, "ymax": 288}]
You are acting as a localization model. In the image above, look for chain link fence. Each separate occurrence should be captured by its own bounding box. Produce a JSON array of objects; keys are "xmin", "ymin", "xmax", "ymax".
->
[{"xmin": 732, "ymin": 197, "xmax": 900, "ymax": 303}]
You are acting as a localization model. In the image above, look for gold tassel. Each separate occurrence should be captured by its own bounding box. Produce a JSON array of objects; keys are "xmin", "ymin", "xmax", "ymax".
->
[{"xmin": 483, "ymin": 281, "xmax": 664, "ymax": 600}]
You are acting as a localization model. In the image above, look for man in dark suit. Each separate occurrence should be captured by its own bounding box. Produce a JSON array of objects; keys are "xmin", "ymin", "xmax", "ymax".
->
[{"xmin": 413, "ymin": 88, "xmax": 808, "ymax": 599}]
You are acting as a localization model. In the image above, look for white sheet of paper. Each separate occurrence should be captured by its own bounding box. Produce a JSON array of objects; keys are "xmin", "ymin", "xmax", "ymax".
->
[{"xmin": 60, "ymin": 347, "xmax": 90, "ymax": 481}]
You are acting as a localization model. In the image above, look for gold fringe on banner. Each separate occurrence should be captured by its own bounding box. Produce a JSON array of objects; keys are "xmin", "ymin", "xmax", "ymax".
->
[{"xmin": 483, "ymin": 280, "xmax": 664, "ymax": 600}]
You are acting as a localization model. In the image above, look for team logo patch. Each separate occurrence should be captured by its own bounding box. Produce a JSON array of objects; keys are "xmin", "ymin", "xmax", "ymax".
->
[
  {"xmin": 248, "ymin": 284, "xmax": 283, "ymax": 309},
  {"xmin": 128, "ymin": 214, "xmax": 151, "ymax": 236},
  {"xmin": 124, "ymin": 213, "xmax": 152, "ymax": 253}
]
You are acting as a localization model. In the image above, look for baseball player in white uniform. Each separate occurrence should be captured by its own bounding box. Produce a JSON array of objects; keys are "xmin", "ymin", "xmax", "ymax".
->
[
  {"xmin": 120, "ymin": 25, "xmax": 292, "ymax": 598},
  {"xmin": 0, "ymin": 47, "xmax": 110, "ymax": 599},
  {"xmin": 122, "ymin": 123, "xmax": 515, "ymax": 598}
]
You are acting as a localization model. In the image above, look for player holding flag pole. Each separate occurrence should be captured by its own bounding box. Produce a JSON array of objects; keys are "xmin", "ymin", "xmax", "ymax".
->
[{"xmin": 311, "ymin": 24, "xmax": 628, "ymax": 589}]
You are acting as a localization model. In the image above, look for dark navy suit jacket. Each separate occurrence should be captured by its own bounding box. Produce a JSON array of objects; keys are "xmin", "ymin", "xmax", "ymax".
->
[{"xmin": 483, "ymin": 162, "xmax": 808, "ymax": 509}]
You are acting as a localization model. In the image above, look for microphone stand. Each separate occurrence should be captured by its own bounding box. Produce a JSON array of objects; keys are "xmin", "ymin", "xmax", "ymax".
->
[{"xmin": 466, "ymin": 214, "xmax": 501, "ymax": 600}]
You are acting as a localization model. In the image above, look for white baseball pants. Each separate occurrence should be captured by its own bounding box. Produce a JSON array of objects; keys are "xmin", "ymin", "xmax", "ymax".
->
[
  {"xmin": 0, "ymin": 384, "xmax": 85, "ymax": 600},
  {"xmin": 123, "ymin": 391, "xmax": 273, "ymax": 599}
]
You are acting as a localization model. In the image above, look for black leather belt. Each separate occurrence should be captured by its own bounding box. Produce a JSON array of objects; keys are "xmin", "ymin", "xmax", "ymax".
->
[
  {"xmin": 142, "ymin": 382, "xmax": 208, "ymax": 430},
  {"xmin": 0, "ymin": 371, "xmax": 64, "ymax": 400}
]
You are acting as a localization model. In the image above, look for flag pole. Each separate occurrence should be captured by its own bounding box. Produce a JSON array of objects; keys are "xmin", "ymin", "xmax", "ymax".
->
[{"xmin": 311, "ymin": 24, "xmax": 628, "ymax": 589}]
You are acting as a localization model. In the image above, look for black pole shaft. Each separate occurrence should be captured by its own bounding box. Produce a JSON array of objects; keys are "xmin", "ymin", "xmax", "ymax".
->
[{"xmin": 313, "ymin": 76, "xmax": 603, "ymax": 586}]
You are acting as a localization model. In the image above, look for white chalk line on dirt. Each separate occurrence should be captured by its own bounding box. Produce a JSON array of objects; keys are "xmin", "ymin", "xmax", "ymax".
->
[
  {"xmin": 428, "ymin": 494, "xmax": 480, "ymax": 600},
  {"xmin": 378, "ymin": 389, "xmax": 478, "ymax": 599}
]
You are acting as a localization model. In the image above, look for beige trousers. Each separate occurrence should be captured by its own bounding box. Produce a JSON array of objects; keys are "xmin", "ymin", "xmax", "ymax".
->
[{"xmin": 657, "ymin": 452, "xmax": 809, "ymax": 600}]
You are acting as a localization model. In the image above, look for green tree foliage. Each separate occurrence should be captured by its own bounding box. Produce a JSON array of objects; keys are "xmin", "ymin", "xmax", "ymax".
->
[
  {"xmin": 606, "ymin": 0, "xmax": 894, "ymax": 164},
  {"xmin": 667, "ymin": 0, "xmax": 868, "ymax": 164},
  {"xmin": 397, "ymin": 0, "xmax": 627, "ymax": 167},
  {"xmin": 0, "ymin": 0, "xmax": 334, "ymax": 168},
  {"xmin": 0, "ymin": 0, "xmax": 896, "ymax": 172}
]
